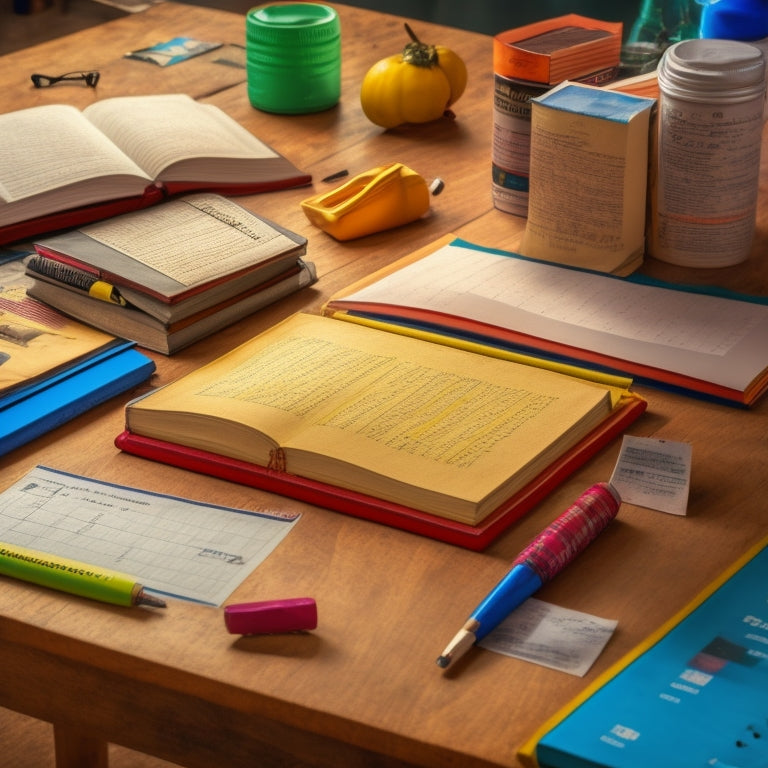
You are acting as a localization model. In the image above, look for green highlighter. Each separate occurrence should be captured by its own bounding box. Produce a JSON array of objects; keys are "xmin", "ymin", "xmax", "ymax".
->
[{"xmin": 0, "ymin": 541, "xmax": 166, "ymax": 608}]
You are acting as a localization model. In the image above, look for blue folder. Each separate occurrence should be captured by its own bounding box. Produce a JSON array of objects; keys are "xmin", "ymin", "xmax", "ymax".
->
[
  {"xmin": 1, "ymin": 341, "xmax": 155, "ymax": 456},
  {"xmin": 519, "ymin": 534, "xmax": 768, "ymax": 768}
]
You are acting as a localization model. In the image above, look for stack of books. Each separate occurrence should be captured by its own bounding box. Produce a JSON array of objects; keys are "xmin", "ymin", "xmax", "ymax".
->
[
  {"xmin": 0, "ymin": 286, "xmax": 155, "ymax": 456},
  {"xmin": 26, "ymin": 193, "xmax": 317, "ymax": 354}
]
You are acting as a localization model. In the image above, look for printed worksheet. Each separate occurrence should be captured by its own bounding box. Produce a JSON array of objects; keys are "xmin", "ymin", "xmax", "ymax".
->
[{"xmin": 0, "ymin": 465, "xmax": 300, "ymax": 605}]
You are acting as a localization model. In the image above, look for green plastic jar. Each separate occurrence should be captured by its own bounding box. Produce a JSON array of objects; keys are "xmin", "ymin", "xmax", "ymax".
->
[{"xmin": 246, "ymin": 3, "xmax": 341, "ymax": 114}]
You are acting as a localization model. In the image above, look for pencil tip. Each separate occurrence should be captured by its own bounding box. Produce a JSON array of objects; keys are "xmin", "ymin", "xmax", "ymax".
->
[
  {"xmin": 436, "ymin": 625, "xmax": 477, "ymax": 670},
  {"xmin": 137, "ymin": 591, "xmax": 167, "ymax": 608}
]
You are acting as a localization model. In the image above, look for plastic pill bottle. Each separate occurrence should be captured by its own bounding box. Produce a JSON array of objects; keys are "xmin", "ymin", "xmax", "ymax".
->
[{"xmin": 648, "ymin": 38, "xmax": 766, "ymax": 267}]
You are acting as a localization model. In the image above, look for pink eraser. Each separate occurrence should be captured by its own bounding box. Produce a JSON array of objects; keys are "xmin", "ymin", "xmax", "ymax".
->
[{"xmin": 224, "ymin": 597, "xmax": 317, "ymax": 635}]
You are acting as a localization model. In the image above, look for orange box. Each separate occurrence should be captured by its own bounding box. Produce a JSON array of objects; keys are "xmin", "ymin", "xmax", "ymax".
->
[{"xmin": 493, "ymin": 15, "xmax": 622, "ymax": 85}]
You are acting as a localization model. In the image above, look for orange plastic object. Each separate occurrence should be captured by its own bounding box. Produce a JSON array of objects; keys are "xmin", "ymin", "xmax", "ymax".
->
[{"xmin": 300, "ymin": 163, "xmax": 431, "ymax": 240}]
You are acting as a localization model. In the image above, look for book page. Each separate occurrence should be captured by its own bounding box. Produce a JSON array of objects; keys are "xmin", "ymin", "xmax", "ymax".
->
[
  {"xmin": 330, "ymin": 242, "xmax": 768, "ymax": 392},
  {"xmin": 0, "ymin": 104, "xmax": 150, "ymax": 203},
  {"xmin": 83, "ymin": 94, "xmax": 279, "ymax": 180},
  {"xmin": 80, "ymin": 193, "xmax": 301, "ymax": 287},
  {"xmin": 128, "ymin": 314, "xmax": 611, "ymax": 521},
  {"xmin": 0, "ymin": 286, "xmax": 117, "ymax": 396}
]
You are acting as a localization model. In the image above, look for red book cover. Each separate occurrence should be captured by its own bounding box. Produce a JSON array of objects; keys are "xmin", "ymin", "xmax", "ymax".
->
[
  {"xmin": 0, "ymin": 174, "xmax": 311, "ymax": 248},
  {"xmin": 115, "ymin": 392, "xmax": 646, "ymax": 551}
]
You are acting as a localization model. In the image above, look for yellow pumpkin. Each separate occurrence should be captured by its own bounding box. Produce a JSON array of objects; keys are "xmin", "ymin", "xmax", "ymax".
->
[{"xmin": 360, "ymin": 24, "xmax": 467, "ymax": 129}]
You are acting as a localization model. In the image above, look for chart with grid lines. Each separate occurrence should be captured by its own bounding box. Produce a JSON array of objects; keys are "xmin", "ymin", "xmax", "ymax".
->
[{"xmin": 0, "ymin": 465, "xmax": 300, "ymax": 605}]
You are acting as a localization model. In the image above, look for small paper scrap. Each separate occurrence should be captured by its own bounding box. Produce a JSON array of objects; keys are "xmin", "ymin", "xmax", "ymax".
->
[
  {"xmin": 126, "ymin": 37, "xmax": 222, "ymax": 66},
  {"xmin": 479, "ymin": 598, "xmax": 617, "ymax": 677},
  {"xmin": 610, "ymin": 435, "xmax": 692, "ymax": 516}
]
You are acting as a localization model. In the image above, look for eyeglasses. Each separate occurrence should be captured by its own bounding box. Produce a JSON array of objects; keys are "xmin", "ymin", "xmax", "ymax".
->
[{"xmin": 31, "ymin": 71, "xmax": 100, "ymax": 88}]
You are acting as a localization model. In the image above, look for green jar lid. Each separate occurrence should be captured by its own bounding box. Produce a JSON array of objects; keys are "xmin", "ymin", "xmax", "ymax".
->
[{"xmin": 246, "ymin": 4, "xmax": 339, "ymax": 46}]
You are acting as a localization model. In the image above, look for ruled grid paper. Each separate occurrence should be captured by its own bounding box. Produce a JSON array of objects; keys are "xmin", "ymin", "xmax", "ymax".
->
[{"xmin": 0, "ymin": 465, "xmax": 300, "ymax": 605}]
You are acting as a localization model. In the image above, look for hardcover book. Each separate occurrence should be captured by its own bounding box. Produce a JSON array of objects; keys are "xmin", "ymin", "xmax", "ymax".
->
[
  {"xmin": 0, "ymin": 94, "xmax": 311, "ymax": 245},
  {"xmin": 0, "ymin": 287, "xmax": 155, "ymax": 456},
  {"xmin": 116, "ymin": 311, "xmax": 646, "ymax": 549}
]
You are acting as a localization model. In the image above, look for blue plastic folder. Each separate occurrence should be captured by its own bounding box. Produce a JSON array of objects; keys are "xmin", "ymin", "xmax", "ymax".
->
[
  {"xmin": 519, "ymin": 534, "xmax": 768, "ymax": 768},
  {"xmin": 1, "ymin": 342, "xmax": 154, "ymax": 456}
]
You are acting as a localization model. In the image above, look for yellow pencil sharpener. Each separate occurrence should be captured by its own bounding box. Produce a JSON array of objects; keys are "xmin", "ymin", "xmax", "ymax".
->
[{"xmin": 300, "ymin": 163, "xmax": 441, "ymax": 241}]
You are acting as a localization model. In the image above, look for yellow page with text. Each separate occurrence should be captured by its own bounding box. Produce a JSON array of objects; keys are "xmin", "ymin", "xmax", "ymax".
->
[{"xmin": 126, "ymin": 313, "xmax": 614, "ymax": 523}]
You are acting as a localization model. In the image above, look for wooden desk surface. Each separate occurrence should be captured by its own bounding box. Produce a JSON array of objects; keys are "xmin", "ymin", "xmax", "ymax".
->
[{"xmin": 1, "ymin": 4, "xmax": 767, "ymax": 768}]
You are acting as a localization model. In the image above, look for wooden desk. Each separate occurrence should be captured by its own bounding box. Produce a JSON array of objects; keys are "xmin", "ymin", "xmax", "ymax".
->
[{"xmin": 1, "ymin": 4, "xmax": 767, "ymax": 768}]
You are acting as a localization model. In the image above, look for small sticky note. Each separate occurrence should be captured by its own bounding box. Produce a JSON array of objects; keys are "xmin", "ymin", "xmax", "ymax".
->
[
  {"xmin": 479, "ymin": 598, "xmax": 617, "ymax": 677},
  {"xmin": 610, "ymin": 435, "xmax": 692, "ymax": 515}
]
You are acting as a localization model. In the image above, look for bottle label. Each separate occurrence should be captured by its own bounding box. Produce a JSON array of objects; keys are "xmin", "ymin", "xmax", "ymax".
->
[
  {"xmin": 491, "ymin": 74, "xmax": 546, "ymax": 217},
  {"xmin": 649, "ymin": 93, "xmax": 764, "ymax": 267}
]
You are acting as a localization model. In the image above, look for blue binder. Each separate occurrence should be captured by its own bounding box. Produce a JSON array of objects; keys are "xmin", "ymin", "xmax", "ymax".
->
[{"xmin": 1, "ymin": 341, "xmax": 155, "ymax": 456}]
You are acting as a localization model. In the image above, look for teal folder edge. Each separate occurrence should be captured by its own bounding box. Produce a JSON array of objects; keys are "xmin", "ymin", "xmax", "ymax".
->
[
  {"xmin": 519, "ymin": 533, "xmax": 768, "ymax": 768},
  {"xmin": 0, "ymin": 343, "xmax": 155, "ymax": 456},
  {"xmin": 447, "ymin": 238, "xmax": 768, "ymax": 306}
]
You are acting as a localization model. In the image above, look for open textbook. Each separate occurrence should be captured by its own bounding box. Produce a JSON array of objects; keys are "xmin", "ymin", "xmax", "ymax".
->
[
  {"xmin": 0, "ymin": 94, "xmax": 310, "ymax": 244},
  {"xmin": 116, "ymin": 312, "xmax": 646, "ymax": 548},
  {"xmin": 324, "ymin": 237, "xmax": 768, "ymax": 407}
]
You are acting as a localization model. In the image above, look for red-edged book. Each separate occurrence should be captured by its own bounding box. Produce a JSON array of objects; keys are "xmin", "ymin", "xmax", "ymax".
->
[
  {"xmin": 114, "ymin": 313, "xmax": 647, "ymax": 550},
  {"xmin": 324, "ymin": 236, "xmax": 768, "ymax": 408},
  {"xmin": 0, "ymin": 93, "xmax": 310, "ymax": 245},
  {"xmin": 115, "ymin": 395, "xmax": 645, "ymax": 550}
]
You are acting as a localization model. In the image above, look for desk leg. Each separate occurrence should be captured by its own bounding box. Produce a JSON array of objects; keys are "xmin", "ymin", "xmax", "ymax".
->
[{"xmin": 53, "ymin": 725, "xmax": 108, "ymax": 768}]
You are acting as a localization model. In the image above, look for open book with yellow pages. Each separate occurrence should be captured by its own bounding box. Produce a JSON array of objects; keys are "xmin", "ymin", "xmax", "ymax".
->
[{"xmin": 116, "ymin": 308, "xmax": 645, "ymax": 549}]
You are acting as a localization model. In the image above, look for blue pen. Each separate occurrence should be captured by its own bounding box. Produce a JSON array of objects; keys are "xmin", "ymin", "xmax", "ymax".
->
[{"xmin": 436, "ymin": 482, "xmax": 621, "ymax": 669}]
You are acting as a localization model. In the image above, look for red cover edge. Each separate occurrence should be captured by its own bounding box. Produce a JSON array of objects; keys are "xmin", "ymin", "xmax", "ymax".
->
[
  {"xmin": 0, "ymin": 187, "xmax": 165, "ymax": 246},
  {"xmin": 0, "ymin": 174, "xmax": 312, "ymax": 247},
  {"xmin": 114, "ymin": 394, "xmax": 646, "ymax": 550}
]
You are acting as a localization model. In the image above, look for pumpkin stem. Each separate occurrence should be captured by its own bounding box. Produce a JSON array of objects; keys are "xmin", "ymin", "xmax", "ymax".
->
[
  {"xmin": 401, "ymin": 23, "xmax": 437, "ymax": 67},
  {"xmin": 404, "ymin": 23, "xmax": 420, "ymax": 44}
]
